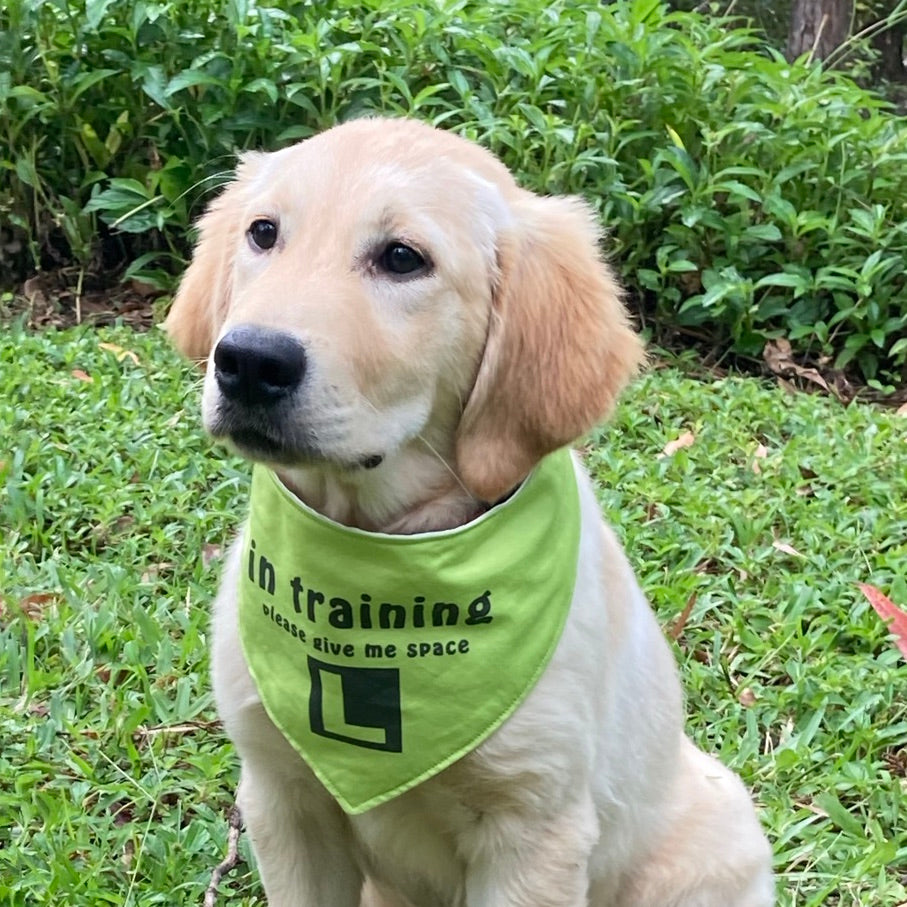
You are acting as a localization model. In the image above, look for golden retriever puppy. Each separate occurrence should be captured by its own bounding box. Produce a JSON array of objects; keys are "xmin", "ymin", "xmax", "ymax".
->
[{"xmin": 167, "ymin": 117, "xmax": 773, "ymax": 907}]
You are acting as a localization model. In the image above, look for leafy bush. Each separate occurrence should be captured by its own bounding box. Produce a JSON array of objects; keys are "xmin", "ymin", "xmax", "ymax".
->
[{"xmin": 2, "ymin": 0, "xmax": 906, "ymax": 385}]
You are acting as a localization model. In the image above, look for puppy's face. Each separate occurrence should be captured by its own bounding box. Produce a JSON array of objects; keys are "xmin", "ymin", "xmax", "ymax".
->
[
  {"xmin": 197, "ymin": 125, "xmax": 516, "ymax": 471},
  {"xmin": 168, "ymin": 118, "xmax": 643, "ymax": 503}
]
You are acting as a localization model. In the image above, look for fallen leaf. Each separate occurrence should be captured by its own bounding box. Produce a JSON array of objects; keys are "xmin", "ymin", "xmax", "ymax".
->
[
  {"xmin": 738, "ymin": 687, "xmax": 757, "ymax": 707},
  {"xmin": 19, "ymin": 592, "xmax": 60, "ymax": 620},
  {"xmin": 751, "ymin": 442, "xmax": 768, "ymax": 474},
  {"xmin": 694, "ymin": 559, "xmax": 720, "ymax": 575},
  {"xmin": 772, "ymin": 540, "xmax": 804, "ymax": 558},
  {"xmin": 23, "ymin": 276, "xmax": 40, "ymax": 295},
  {"xmin": 763, "ymin": 338, "xmax": 830, "ymax": 392},
  {"xmin": 129, "ymin": 278, "xmax": 159, "ymax": 298},
  {"xmin": 668, "ymin": 592, "xmax": 697, "ymax": 641},
  {"xmin": 95, "ymin": 665, "xmax": 129, "ymax": 685},
  {"xmin": 882, "ymin": 748, "xmax": 907, "ymax": 777},
  {"xmin": 896, "ymin": 402, "xmax": 907, "ymax": 418},
  {"xmin": 763, "ymin": 337, "xmax": 793, "ymax": 371},
  {"xmin": 108, "ymin": 798, "xmax": 136, "ymax": 827},
  {"xmin": 857, "ymin": 583, "xmax": 907, "ymax": 661},
  {"xmin": 71, "ymin": 369, "xmax": 93, "ymax": 383},
  {"xmin": 792, "ymin": 366, "xmax": 829, "ymax": 392},
  {"xmin": 98, "ymin": 341, "xmax": 141, "ymax": 366},
  {"xmin": 203, "ymin": 543, "xmax": 223, "ymax": 567},
  {"xmin": 140, "ymin": 562, "xmax": 174, "ymax": 583},
  {"xmin": 658, "ymin": 430, "xmax": 696, "ymax": 459}
]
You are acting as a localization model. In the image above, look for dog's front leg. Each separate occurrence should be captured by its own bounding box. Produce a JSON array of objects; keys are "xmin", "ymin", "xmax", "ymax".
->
[
  {"xmin": 237, "ymin": 755, "xmax": 363, "ymax": 907},
  {"xmin": 211, "ymin": 542, "xmax": 364, "ymax": 907},
  {"xmin": 461, "ymin": 797, "xmax": 597, "ymax": 907}
]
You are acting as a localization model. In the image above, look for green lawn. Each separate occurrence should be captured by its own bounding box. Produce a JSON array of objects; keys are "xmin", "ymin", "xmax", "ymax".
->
[{"xmin": 2, "ymin": 324, "xmax": 905, "ymax": 906}]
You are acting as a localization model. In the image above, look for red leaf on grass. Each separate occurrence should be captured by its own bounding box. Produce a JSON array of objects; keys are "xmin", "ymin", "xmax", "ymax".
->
[{"xmin": 858, "ymin": 583, "xmax": 907, "ymax": 661}]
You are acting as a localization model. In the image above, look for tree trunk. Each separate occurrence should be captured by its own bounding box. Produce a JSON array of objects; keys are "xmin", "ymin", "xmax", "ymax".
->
[
  {"xmin": 871, "ymin": 20, "xmax": 907, "ymax": 82},
  {"xmin": 786, "ymin": 0, "xmax": 853, "ymax": 61}
]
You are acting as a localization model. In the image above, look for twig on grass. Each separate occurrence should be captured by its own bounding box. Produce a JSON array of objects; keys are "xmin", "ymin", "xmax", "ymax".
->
[
  {"xmin": 133, "ymin": 719, "xmax": 222, "ymax": 743},
  {"xmin": 203, "ymin": 804, "xmax": 244, "ymax": 907}
]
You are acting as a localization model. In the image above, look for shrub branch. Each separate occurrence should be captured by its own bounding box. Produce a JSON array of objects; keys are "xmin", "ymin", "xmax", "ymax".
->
[{"xmin": 203, "ymin": 804, "xmax": 244, "ymax": 907}]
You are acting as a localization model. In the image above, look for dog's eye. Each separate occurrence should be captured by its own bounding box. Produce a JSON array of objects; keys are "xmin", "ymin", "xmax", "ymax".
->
[
  {"xmin": 378, "ymin": 242, "xmax": 427, "ymax": 276},
  {"xmin": 248, "ymin": 218, "xmax": 278, "ymax": 251}
]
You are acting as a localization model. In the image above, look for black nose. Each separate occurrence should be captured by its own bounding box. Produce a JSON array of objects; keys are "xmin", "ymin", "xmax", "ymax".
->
[{"xmin": 213, "ymin": 326, "xmax": 307, "ymax": 406}]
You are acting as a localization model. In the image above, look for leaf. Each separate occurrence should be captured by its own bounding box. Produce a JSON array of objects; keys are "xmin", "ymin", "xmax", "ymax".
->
[
  {"xmin": 15, "ymin": 157, "xmax": 40, "ymax": 189},
  {"xmin": 447, "ymin": 68, "xmax": 470, "ymax": 99},
  {"xmin": 857, "ymin": 583, "xmax": 907, "ymax": 661},
  {"xmin": 85, "ymin": 0, "xmax": 115, "ymax": 31},
  {"xmin": 762, "ymin": 339, "xmax": 830, "ymax": 393},
  {"xmin": 743, "ymin": 223, "xmax": 783, "ymax": 242},
  {"xmin": 738, "ymin": 687, "xmax": 757, "ymax": 707},
  {"xmin": 140, "ymin": 562, "xmax": 174, "ymax": 583},
  {"xmin": 713, "ymin": 179, "xmax": 761, "ymax": 203},
  {"xmin": 658, "ymin": 430, "xmax": 696, "ymax": 459},
  {"xmin": 19, "ymin": 592, "xmax": 60, "ymax": 620},
  {"xmin": 98, "ymin": 341, "xmax": 140, "ymax": 366},
  {"xmin": 202, "ymin": 543, "xmax": 223, "ymax": 567},
  {"xmin": 70, "ymin": 68, "xmax": 119, "ymax": 103},
  {"xmin": 665, "ymin": 124, "xmax": 686, "ymax": 150},
  {"xmin": 242, "ymin": 78, "xmax": 278, "ymax": 104},
  {"xmin": 812, "ymin": 792, "xmax": 865, "ymax": 838},
  {"xmin": 751, "ymin": 442, "xmax": 768, "ymax": 474},
  {"xmin": 164, "ymin": 70, "xmax": 225, "ymax": 97},
  {"xmin": 755, "ymin": 272, "xmax": 808, "ymax": 291},
  {"xmin": 668, "ymin": 592, "xmax": 697, "ymax": 641}
]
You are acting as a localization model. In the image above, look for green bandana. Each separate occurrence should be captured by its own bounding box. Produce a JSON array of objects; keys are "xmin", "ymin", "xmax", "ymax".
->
[{"xmin": 238, "ymin": 448, "xmax": 581, "ymax": 814}]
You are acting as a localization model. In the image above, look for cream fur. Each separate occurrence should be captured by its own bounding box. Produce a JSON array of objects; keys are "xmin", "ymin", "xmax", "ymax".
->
[{"xmin": 167, "ymin": 117, "xmax": 773, "ymax": 906}]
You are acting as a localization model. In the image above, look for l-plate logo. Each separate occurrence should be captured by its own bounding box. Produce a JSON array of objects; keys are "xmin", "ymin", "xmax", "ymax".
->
[{"xmin": 308, "ymin": 656, "xmax": 402, "ymax": 752}]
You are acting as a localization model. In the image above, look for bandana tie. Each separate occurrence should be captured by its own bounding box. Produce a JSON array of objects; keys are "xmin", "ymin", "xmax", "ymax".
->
[{"xmin": 239, "ymin": 448, "xmax": 581, "ymax": 814}]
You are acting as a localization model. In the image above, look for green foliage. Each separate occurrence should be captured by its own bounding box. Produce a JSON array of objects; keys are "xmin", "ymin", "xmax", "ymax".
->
[
  {"xmin": 2, "ymin": 0, "xmax": 906, "ymax": 383},
  {"xmin": 2, "ymin": 325, "xmax": 905, "ymax": 904}
]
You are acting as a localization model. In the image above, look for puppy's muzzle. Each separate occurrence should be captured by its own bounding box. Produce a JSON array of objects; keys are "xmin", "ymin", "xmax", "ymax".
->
[{"xmin": 213, "ymin": 325, "xmax": 307, "ymax": 406}]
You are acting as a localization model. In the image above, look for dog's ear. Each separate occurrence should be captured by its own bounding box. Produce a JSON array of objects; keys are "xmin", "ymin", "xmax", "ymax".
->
[
  {"xmin": 164, "ymin": 153, "xmax": 263, "ymax": 365},
  {"xmin": 456, "ymin": 193, "xmax": 644, "ymax": 502}
]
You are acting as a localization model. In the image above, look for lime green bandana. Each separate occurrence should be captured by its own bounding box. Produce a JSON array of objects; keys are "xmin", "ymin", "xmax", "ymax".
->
[{"xmin": 238, "ymin": 448, "xmax": 581, "ymax": 814}]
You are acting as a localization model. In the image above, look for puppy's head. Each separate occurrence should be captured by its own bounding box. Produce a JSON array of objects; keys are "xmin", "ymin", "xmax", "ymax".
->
[{"xmin": 166, "ymin": 118, "xmax": 643, "ymax": 502}]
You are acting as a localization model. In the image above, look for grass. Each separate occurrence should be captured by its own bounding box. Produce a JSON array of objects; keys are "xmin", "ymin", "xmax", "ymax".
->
[{"xmin": 1, "ymin": 323, "xmax": 905, "ymax": 906}]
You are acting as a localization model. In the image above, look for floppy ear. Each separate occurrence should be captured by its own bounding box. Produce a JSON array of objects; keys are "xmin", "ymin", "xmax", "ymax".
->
[
  {"xmin": 164, "ymin": 154, "xmax": 263, "ymax": 364},
  {"xmin": 456, "ymin": 193, "xmax": 645, "ymax": 502}
]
